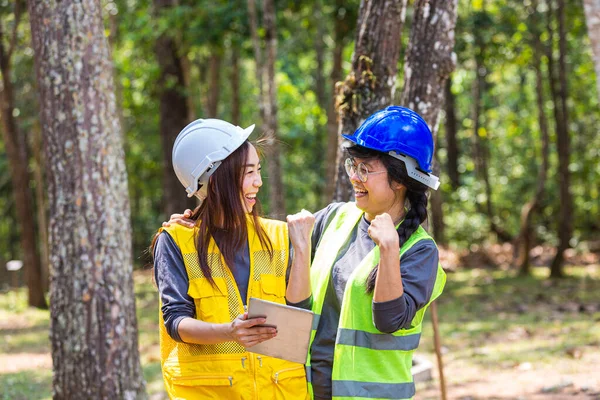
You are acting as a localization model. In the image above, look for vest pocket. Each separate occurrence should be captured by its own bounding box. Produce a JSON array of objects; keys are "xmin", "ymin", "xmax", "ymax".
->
[
  {"xmin": 260, "ymin": 274, "xmax": 286, "ymax": 303},
  {"xmin": 188, "ymin": 277, "xmax": 230, "ymax": 323},
  {"xmin": 270, "ymin": 365, "xmax": 308, "ymax": 399}
]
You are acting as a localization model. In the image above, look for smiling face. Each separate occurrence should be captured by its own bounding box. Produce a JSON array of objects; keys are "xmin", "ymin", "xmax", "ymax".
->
[
  {"xmin": 348, "ymin": 157, "xmax": 406, "ymax": 222},
  {"xmin": 240, "ymin": 144, "xmax": 262, "ymax": 213}
]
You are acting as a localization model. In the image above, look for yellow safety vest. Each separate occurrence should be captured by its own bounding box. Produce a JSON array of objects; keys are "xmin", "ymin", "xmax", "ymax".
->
[{"xmin": 158, "ymin": 217, "xmax": 308, "ymax": 400}]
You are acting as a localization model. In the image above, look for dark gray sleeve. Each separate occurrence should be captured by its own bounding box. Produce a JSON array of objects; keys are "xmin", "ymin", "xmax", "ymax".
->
[
  {"xmin": 372, "ymin": 240, "xmax": 439, "ymax": 333},
  {"xmin": 154, "ymin": 231, "xmax": 195, "ymax": 342}
]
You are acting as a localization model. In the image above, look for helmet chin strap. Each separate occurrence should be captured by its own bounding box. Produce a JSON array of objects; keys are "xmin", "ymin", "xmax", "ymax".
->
[
  {"xmin": 388, "ymin": 151, "xmax": 440, "ymax": 190},
  {"xmin": 193, "ymin": 184, "xmax": 208, "ymax": 203}
]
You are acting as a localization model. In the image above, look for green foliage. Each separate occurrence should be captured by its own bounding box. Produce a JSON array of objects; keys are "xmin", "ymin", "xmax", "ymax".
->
[{"xmin": 0, "ymin": 0, "xmax": 598, "ymax": 269}]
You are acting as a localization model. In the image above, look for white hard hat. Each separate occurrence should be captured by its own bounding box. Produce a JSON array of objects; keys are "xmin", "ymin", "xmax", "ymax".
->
[{"xmin": 172, "ymin": 119, "xmax": 255, "ymax": 200}]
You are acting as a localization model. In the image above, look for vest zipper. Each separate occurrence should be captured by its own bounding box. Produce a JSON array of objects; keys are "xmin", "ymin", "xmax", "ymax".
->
[
  {"xmin": 228, "ymin": 376, "xmax": 233, "ymax": 387},
  {"xmin": 250, "ymin": 354, "xmax": 258, "ymax": 400},
  {"xmin": 241, "ymin": 357, "xmax": 247, "ymax": 368},
  {"xmin": 257, "ymin": 355, "xmax": 263, "ymax": 367}
]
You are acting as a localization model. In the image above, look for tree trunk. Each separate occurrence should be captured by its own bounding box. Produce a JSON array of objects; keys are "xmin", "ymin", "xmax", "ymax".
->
[
  {"xmin": 516, "ymin": 0, "xmax": 551, "ymax": 276},
  {"xmin": 400, "ymin": 0, "xmax": 458, "ymax": 247},
  {"xmin": 334, "ymin": 0, "xmax": 408, "ymax": 202},
  {"xmin": 0, "ymin": 3, "xmax": 47, "ymax": 309},
  {"xmin": 206, "ymin": 49, "xmax": 222, "ymax": 118},
  {"xmin": 154, "ymin": 0, "xmax": 195, "ymax": 216},
  {"xmin": 27, "ymin": 0, "xmax": 146, "ymax": 397},
  {"xmin": 230, "ymin": 45, "xmax": 241, "ymax": 126},
  {"xmin": 471, "ymin": 7, "xmax": 513, "ymax": 243},
  {"xmin": 180, "ymin": 52, "xmax": 196, "ymax": 122},
  {"xmin": 314, "ymin": 0, "xmax": 328, "ymax": 112},
  {"xmin": 32, "ymin": 122, "xmax": 50, "ymax": 292},
  {"xmin": 248, "ymin": 0, "xmax": 286, "ymax": 217},
  {"xmin": 430, "ymin": 159, "xmax": 446, "ymax": 245},
  {"xmin": 323, "ymin": 0, "xmax": 353, "ymax": 205},
  {"xmin": 583, "ymin": 0, "xmax": 600, "ymax": 103},
  {"xmin": 263, "ymin": 0, "xmax": 286, "ymax": 217},
  {"xmin": 444, "ymin": 76, "xmax": 460, "ymax": 189},
  {"xmin": 314, "ymin": 0, "xmax": 328, "ymax": 204},
  {"xmin": 550, "ymin": 0, "xmax": 572, "ymax": 278},
  {"xmin": 400, "ymin": 0, "xmax": 458, "ymax": 138}
]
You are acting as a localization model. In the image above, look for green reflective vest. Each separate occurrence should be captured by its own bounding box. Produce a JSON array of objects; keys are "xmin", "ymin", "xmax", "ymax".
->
[{"xmin": 307, "ymin": 202, "xmax": 446, "ymax": 400}]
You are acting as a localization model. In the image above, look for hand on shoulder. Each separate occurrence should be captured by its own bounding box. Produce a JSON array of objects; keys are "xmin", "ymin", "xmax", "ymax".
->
[{"xmin": 163, "ymin": 209, "xmax": 195, "ymax": 229}]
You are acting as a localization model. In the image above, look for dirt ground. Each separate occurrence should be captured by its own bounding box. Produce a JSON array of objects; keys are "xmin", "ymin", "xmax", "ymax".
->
[{"xmin": 415, "ymin": 345, "xmax": 600, "ymax": 400}]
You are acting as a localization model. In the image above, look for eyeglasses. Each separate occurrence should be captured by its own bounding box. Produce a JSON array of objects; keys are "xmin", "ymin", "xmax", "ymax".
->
[{"xmin": 344, "ymin": 158, "xmax": 386, "ymax": 182}]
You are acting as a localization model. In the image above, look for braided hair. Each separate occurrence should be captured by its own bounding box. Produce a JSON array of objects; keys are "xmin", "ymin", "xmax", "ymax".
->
[{"xmin": 346, "ymin": 145, "xmax": 429, "ymax": 293}]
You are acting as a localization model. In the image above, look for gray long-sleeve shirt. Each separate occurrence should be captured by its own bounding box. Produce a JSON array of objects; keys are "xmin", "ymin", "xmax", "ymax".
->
[{"xmin": 309, "ymin": 203, "xmax": 439, "ymax": 400}]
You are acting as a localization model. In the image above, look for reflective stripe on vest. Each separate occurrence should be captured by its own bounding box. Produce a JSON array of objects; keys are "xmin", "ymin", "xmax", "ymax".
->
[{"xmin": 308, "ymin": 202, "xmax": 446, "ymax": 400}]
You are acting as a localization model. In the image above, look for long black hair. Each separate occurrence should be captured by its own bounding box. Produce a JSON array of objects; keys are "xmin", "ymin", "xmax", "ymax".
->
[{"xmin": 347, "ymin": 145, "xmax": 429, "ymax": 293}]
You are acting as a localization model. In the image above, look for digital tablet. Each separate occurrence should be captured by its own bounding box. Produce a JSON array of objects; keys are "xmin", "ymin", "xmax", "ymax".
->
[{"xmin": 246, "ymin": 297, "xmax": 314, "ymax": 364}]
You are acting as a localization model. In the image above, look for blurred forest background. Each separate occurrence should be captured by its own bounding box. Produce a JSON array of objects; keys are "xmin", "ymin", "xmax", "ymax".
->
[
  {"xmin": 1, "ymin": 0, "xmax": 599, "ymax": 285},
  {"xmin": 1, "ymin": 0, "xmax": 599, "ymax": 398}
]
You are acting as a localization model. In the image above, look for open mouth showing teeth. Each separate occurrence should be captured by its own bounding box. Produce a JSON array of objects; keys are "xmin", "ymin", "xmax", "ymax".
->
[
  {"xmin": 354, "ymin": 188, "xmax": 367, "ymax": 194},
  {"xmin": 245, "ymin": 194, "xmax": 257, "ymax": 200}
]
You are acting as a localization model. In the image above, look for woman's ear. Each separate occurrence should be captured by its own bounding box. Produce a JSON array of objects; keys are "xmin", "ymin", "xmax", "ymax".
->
[{"xmin": 392, "ymin": 181, "xmax": 405, "ymax": 191}]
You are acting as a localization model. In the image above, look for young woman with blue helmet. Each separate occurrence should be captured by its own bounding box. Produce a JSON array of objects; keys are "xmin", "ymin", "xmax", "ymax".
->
[{"xmin": 167, "ymin": 106, "xmax": 446, "ymax": 400}]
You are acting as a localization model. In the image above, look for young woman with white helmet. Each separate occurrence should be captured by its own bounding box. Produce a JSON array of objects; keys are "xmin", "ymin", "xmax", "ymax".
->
[
  {"xmin": 152, "ymin": 118, "xmax": 311, "ymax": 399},
  {"xmin": 167, "ymin": 106, "xmax": 446, "ymax": 400}
]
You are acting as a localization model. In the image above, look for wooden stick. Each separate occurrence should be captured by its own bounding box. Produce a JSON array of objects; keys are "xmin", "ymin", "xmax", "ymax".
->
[{"xmin": 431, "ymin": 301, "xmax": 447, "ymax": 400}]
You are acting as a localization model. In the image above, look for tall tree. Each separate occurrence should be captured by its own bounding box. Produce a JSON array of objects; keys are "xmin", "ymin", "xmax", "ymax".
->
[
  {"xmin": 154, "ymin": 0, "xmax": 195, "ymax": 216},
  {"xmin": 206, "ymin": 47, "xmax": 222, "ymax": 118},
  {"xmin": 230, "ymin": 43, "xmax": 241, "ymax": 126},
  {"xmin": 248, "ymin": 0, "xmax": 286, "ymax": 217},
  {"xmin": 27, "ymin": 0, "xmax": 146, "ymax": 397},
  {"xmin": 400, "ymin": 0, "xmax": 459, "ymax": 246},
  {"xmin": 516, "ymin": 0, "xmax": 550, "ymax": 276},
  {"xmin": 323, "ymin": 0, "xmax": 355, "ymax": 204},
  {"xmin": 583, "ymin": 0, "xmax": 600, "ymax": 102},
  {"xmin": 333, "ymin": 0, "xmax": 408, "ymax": 201},
  {"xmin": 0, "ymin": 1, "xmax": 47, "ymax": 308},
  {"xmin": 399, "ymin": 3, "xmax": 458, "ymax": 397},
  {"xmin": 400, "ymin": 0, "xmax": 458, "ymax": 137},
  {"xmin": 444, "ymin": 76, "xmax": 460, "ymax": 189},
  {"xmin": 470, "ymin": 3, "xmax": 513, "ymax": 243},
  {"xmin": 549, "ymin": 0, "xmax": 573, "ymax": 278}
]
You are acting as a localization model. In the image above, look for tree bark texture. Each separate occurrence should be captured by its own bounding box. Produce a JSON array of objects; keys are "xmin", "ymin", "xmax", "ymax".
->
[
  {"xmin": 583, "ymin": 0, "xmax": 600, "ymax": 103},
  {"xmin": 0, "ymin": 2, "xmax": 47, "ymax": 309},
  {"xmin": 334, "ymin": 0, "xmax": 408, "ymax": 202},
  {"xmin": 400, "ymin": 0, "xmax": 458, "ymax": 247},
  {"xmin": 247, "ymin": 0, "xmax": 286, "ymax": 217},
  {"xmin": 27, "ymin": 1, "xmax": 147, "ymax": 398},
  {"xmin": 154, "ymin": 0, "xmax": 195, "ymax": 216},
  {"xmin": 550, "ymin": 0, "xmax": 572, "ymax": 278},
  {"xmin": 400, "ymin": 0, "xmax": 458, "ymax": 139},
  {"xmin": 444, "ymin": 76, "xmax": 460, "ymax": 189},
  {"xmin": 323, "ymin": 0, "xmax": 354, "ymax": 205},
  {"xmin": 517, "ymin": 0, "xmax": 550, "ymax": 276}
]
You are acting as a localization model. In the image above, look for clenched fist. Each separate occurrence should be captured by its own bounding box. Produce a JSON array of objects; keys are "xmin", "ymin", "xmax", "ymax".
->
[
  {"xmin": 367, "ymin": 213, "xmax": 399, "ymax": 249},
  {"xmin": 286, "ymin": 209, "xmax": 315, "ymax": 251}
]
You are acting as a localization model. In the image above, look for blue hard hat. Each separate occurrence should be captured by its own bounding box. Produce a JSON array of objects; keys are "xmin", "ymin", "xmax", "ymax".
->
[{"xmin": 342, "ymin": 106, "xmax": 434, "ymax": 173}]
